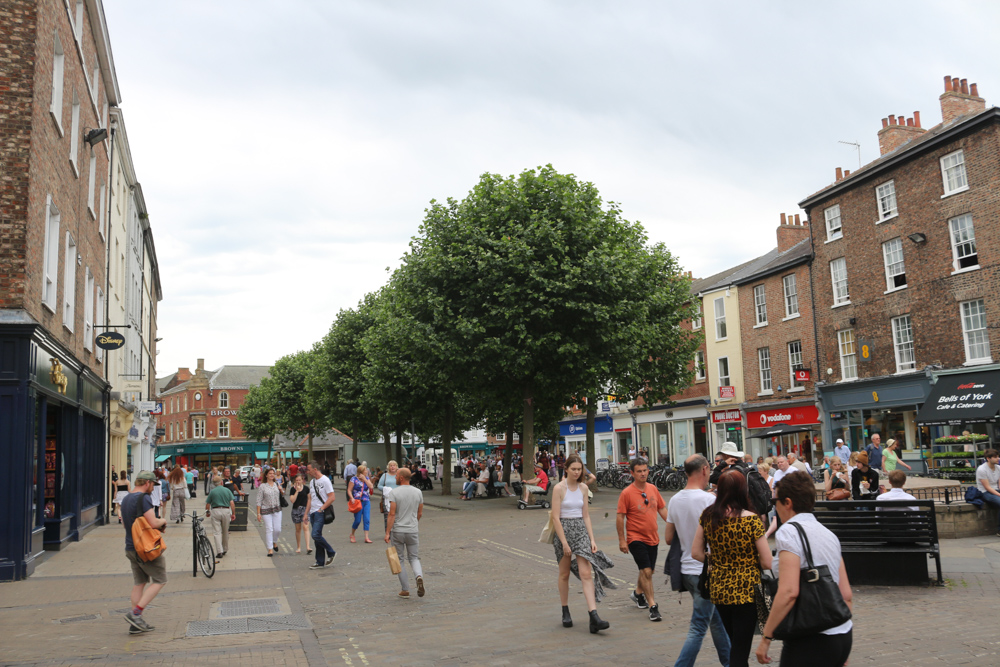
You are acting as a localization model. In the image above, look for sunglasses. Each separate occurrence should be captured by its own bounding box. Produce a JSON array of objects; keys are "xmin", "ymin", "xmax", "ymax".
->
[{"xmin": 640, "ymin": 492, "xmax": 649, "ymax": 506}]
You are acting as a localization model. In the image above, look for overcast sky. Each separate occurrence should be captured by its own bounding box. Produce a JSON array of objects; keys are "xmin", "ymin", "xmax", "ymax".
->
[{"xmin": 103, "ymin": 0, "xmax": 999, "ymax": 376}]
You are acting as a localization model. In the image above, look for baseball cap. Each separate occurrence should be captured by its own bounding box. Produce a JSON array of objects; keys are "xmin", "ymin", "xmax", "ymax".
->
[
  {"xmin": 836, "ymin": 438, "xmax": 844, "ymax": 444},
  {"xmin": 135, "ymin": 470, "xmax": 156, "ymax": 483}
]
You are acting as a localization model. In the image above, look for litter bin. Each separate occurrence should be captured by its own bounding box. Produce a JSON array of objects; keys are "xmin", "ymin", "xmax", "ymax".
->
[{"xmin": 230, "ymin": 495, "xmax": 249, "ymax": 531}]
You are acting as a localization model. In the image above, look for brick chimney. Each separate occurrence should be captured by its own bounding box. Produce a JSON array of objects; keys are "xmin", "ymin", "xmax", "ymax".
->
[
  {"xmin": 940, "ymin": 76, "xmax": 985, "ymax": 124},
  {"xmin": 176, "ymin": 367, "xmax": 192, "ymax": 383},
  {"xmin": 777, "ymin": 213, "xmax": 809, "ymax": 252},
  {"xmin": 878, "ymin": 112, "xmax": 926, "ymax": 155},
  {"xmin": 197, "ymin": 358, "xmax": 205, "ymax": 372}
]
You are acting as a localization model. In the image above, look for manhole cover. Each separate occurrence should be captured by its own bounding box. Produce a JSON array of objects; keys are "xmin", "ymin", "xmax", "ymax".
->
[
  {"xmin": 58, "ymin": 614, "xmax": 100, "ymax": 624},
  {"xmin": 187, "ymin": 614, "xmax": 310, "ymax": 637},
  {"xmin": 218, "ymin": 598, "xmax": 281, "ymax": 617}
]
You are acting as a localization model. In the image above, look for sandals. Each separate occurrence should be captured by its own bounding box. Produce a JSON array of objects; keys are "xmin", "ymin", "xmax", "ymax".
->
[
  {"xmin": 364, "ymin": 538, "xmax": 373, "ymax": 544},
  {"xmin": 350, "ymin": 535, "xmax": 356, "ymax": 543}
]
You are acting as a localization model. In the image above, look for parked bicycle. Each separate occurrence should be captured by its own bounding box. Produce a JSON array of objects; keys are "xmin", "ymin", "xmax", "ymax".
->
[{"xmin": 191, "ymin": 512, "xmax": 216, "ymax": 578}]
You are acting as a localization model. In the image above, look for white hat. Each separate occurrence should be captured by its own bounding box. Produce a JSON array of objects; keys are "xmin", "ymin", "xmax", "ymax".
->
[
  {"xmin": 836, "ymin": 438, "xmax": 844, "ymax": 444},
  {"xmin": 717, "ymin": 441, "xmax": 745, "ymax": 458}
]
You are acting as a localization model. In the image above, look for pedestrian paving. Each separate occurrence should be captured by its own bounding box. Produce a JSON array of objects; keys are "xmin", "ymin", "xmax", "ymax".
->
[{"xmin": 2, "ymin": 482, "xmax": 1000, "ymax": 666}]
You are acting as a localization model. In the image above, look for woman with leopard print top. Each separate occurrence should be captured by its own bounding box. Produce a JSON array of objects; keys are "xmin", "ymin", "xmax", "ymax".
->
[{"xmin": 693, "ymin": 469, "xmax": 772, "ymax": 667}]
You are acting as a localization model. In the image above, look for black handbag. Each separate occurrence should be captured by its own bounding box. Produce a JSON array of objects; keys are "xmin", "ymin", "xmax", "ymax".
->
[
  {"xmin": 279, "ymin": 491, "xmax": 289, "ymax": 508},
  {"xmin": 312, "ymin": 480, "xmax": 335, "ymax": 524},
  {"xmin": 773, "ymin": 522, "xmax": 852, "ymax": 640},
  {"xmin": 697, "ymin": 555, "xmax": 711, "ymax": 600}
]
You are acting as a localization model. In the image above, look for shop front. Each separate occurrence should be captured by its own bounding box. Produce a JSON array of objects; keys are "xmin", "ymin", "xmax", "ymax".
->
[
  {"xmin": 0, "ymin": 326, "xmax": 109, "ymax": 581},
  {"xmin": 558, "ymin": 415, "xmax": 613, "ymax": 465},
  {"xmin": 711, "ymin": 409, "xmax": 744, "ymax": 455},
  {"xmin": 817, "ymin": 372, "xmax": 933, "ymax": 469},
  {"xmin": 915, "ymin": 368, "xmax": 1000, "ymax": 474},
  {"xmin": 633, "ymin": 400, "xmax": 710, "ymax": 466},
  {"xmin": 155, "ymin": 441, "xmax": 267, "ymax": 471},
  {"xmin": 745, "ymin": 404, "xmax": 821, "ymax": 464}
]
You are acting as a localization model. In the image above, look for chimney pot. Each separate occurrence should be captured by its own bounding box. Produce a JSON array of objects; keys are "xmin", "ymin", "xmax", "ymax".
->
[
  {"xmin": 914, "ymin": 110, "xmax": 921, "ymax": 127},
  {"xmin": 780, "ymin": 212, "xmax": 786, "ymax": 225},
  {"xmin": 888, "ymin": 114, "xmax": 896, "ymax": 125},
  {"xmin": 197, "ymin": 358, "xmax": 204, "ymax": 371},
  {"xmin": 944, "ymin": 75, "xmax": 952, "ymax": 92},
  {"xmin": 845, "ymin": 169, "xmax": 851, "ymax": 177},
  {"xmin": 794, "ymin": 214, "xmax": 801, "ymax": 225},
  {"xmin": 906, "ymin": 117, "xmax": 913, "ymax": 127},
  {"xmin": 952, "ymin": 77, "xmax": 960, "ymax": 92},
  {"xmin": 961, "ymin": 79, "xmax": 969, "ymax": 95},
  {"xmin": 881, "ymin": 117, "xmax": 889, "ymax": 128},
  {"xmin": 971, "ymin": 83, "xmax": 979, "ymax": 97},
  {"xmin": 836, "ymin": 167, "xmax": 843, "ymax": 181}
]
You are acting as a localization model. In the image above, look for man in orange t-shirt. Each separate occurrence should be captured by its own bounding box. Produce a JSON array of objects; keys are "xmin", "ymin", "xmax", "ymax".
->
[{"xmin": 616, "ymin": 458, "xmax": 668, "ymax": 622}]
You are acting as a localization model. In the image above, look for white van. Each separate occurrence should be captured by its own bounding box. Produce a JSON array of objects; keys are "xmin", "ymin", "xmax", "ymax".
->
[{"xmin": 417, "ymin": 447, "xmax": 459, "ymax": 471}]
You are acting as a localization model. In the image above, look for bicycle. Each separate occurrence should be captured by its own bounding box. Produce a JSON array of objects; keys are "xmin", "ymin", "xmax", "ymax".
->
[{"xmin": 191, "ymin": 512, "xmax": 216, "ymax": 578}]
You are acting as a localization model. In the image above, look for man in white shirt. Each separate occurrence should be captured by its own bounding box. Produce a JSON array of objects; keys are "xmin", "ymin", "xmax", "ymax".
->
[
  {"xmin": 664, "ymin": 455, "xmax": 730, "ymax": 667},
  {"xmin": 879, "ymin": 470, "xmax": 918, "ymax": 512},
  {"xmin": 787, "ymin": 452, "xmax": 812, "ymax": 475},
  {"xmin": 770, "ymin": 456, "xmax": 792, "ymax": 497},
  {"xmin": 834, "ymin": 439, "xmax": 850, "ymax": 466},
  {"xmin": 307, "ymin": 461, "xmax": 337, "ymax": 570},
  {"xmin": 975, "ymin": 449, "xmax": 1000, "ymax": 536}
]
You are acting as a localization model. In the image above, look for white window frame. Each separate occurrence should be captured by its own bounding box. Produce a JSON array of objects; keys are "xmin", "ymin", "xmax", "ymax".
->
[
  {"xmin": 949, "ymin": 214, "xmax": 978, "ymax": 272},
  {"xmin": 788, "ymin": 340, "xmax": 804, "ymax": 388},
  {"xmin": 714, "ymin": 296, "xmax": 727, "ymax": 340},
  {"xmin": 940, "ymin": 149, "xmax": 968, "ymax": 196},
  {"xmin": 63, "ymin": 232, "xmax": 76, "ymax": 331},
  {"xmin": 692, "ymin": 302, "xmax": 702, "ymax": 330},
  {"xmin": 193, "ymin": 418, "xmax": 205, "ymax": 439},
  {"xmin": 86, "ymin": 150, "xmax": 97, "ymax": 218},
  {"xmin": 838, "ymin": 330, "xmax": 858, "ymax": 381},
  {"xmin": 961, "ymin": 299, "xmax": 991, "ymax": 364},
  {"xmin": 824, "ymin": 204, "xmax": 842, "ymax": 241},
  {"xmin": 98, "ymin": 180, "xmax": 106, "ymax": 241},
  {"xmin": 42, "ymin": 195, "xmax": 60, "ymax": 311},
  {"xmin": 73, "ymin": 0, "xmax": 84, "ymax": 42},
  {"xmin": 882, "ymin": 238, "xmax": 906, "ymax": 291},
  {"xmin": 717, "ymin": 356, "xmax": 731, "ymax": 390},
  {"xmin": 753, "ymin": 285, "xmax": 768, "ymax": 326},
  {"xmin": 219, "ymin": 391, "xmax": 229, "ymax": 409},
  {"xmin": 50, "ymin": 33, "xmax": 65, "ymax": 134},
  {"xmin": 494, "ymin": 432, "xmax": 505, "ymax": 441},
  {"xmin": 830, "ymin": 258, "xmax": 849, "ymax": 306},
  {"xmin": 95, "ymin": 287, "xmax": 104, "ymax": 362},
  {"xmin": 83, "ymin": 268, "xmax": 94, "ymax": 351},
  {"xmin": 876, "ymin": 180, "xmax": 897, "ymax": 221},
  {"xmin": 891, "ymin": 315, "xmax": 916, "ymax": 373},
  {"xmin": 695, "ymin": 351, "xmax": 706, "ymax": 381},
  {"xmin": 783, "ymin": 274, "xmax": 799, "ymax": 318},
  {"xmin": 758, "ymin": 347, "xmax": 772, "ymax": 392},
  {"xmin": 218, "ymin": 419, "xmax": 230, "ymax": 439},
  {"xmin": 69, "ymin": 92, "xmax": 80, "ymax": 176}
]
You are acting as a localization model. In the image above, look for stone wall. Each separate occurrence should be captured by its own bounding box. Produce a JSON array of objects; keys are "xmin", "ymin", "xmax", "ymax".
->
[{"xmin": 935, "ymin": 502, "xmax": 999, "ymax": 539}]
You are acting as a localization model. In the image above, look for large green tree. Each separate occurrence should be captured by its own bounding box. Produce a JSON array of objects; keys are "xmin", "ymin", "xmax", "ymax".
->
[
  {"xmin": 238, "ymin": 376, "xmax": 279, "ymax": 461},
  {"xmin": 267, "ymin": 350, "xmax": 328, "ymax": 459}
]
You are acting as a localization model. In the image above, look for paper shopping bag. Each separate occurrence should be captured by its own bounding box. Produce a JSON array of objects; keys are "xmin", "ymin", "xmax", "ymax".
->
[{"xmin": 386, "ymin": 545, "xmax": 402, "ymax": 575}]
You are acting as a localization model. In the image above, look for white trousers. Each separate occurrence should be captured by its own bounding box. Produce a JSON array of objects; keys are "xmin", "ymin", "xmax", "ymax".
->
[{"xmin": 263, "ymin": 511, "xmax": 282, "ymax": 549}]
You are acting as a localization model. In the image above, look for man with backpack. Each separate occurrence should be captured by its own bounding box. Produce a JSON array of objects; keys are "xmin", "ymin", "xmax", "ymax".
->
[
  {"xmin": 121, "ymin": 470, "xmax": 168, "ymax": 634},
  {"xmin": 710, "ymin": 442, "xmax": 772, "ymax": 519}
]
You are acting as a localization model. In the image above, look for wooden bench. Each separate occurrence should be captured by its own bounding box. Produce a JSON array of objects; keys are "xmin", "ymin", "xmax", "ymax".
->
[{"xmin": 813, "ymin": 500, "xmax": 942, "ymax": 586}]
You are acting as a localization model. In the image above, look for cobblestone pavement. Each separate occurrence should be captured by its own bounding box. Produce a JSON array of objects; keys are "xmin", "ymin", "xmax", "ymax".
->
[{"xmin": 2, "ymin": 481, "xmax": 1000, "ymax": 666}]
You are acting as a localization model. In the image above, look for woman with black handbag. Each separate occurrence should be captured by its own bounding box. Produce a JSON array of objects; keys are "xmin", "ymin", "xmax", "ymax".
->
[{"xmin": 755, "ymin": 471, "xmax": 853, "ymax": 666}]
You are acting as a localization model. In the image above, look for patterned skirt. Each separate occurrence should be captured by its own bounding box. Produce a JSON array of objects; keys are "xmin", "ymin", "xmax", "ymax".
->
[{"xmin": 553, "ymin": 517, "xmax": 617, "ymax": 603}]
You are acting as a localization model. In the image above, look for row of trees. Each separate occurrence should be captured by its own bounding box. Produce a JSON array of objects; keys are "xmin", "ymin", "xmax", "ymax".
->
[{"xmin": 239, "ymin": 165, "xmax": 701, "ymax": 494}]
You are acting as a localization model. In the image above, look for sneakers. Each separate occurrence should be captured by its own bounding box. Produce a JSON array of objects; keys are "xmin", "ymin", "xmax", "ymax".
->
[
  {"xmin": 416, "ymin": 576, "xmax": 425, "ymax": 597},
  {"xmin": 309, "ymin": 562, "xmax": 325, "ymax": 570},
  {"xmin": 398, "ymin": 590, "xmax": 410, "ymax": 598},
  {"xmin": 128, "ymin": 625, "xmax": 144, "ymax": 635},
  {"xmin": 630, "ymin": 590, "xmax": 648, "ymax": 609},
  {"xmin": 326, "ymin": 551, "xmax": 337, "ymax": 566},
  {"xmin": 649, "ymin": 604, "xmax": 662, "ymax": 622},
  {"xmin": 124, "ymin": 611, "xmax": 153, "ymax": 632}
]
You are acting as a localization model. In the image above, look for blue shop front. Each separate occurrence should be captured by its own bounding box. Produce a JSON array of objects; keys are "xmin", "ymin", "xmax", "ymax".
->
[
  {"xmin": 558, "ymin": 414, "xmax": 614, "ymax": 465},
  {"xmin": 0, "ymin": 324, "xmax": 109, "ymax": 581}
]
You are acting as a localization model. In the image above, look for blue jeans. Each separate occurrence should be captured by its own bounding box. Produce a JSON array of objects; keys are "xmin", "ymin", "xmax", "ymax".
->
[
  {"xmin": 309, "ymin": 511, "xmax": 335, "ymax": 566},
  {"xmin": 981, "ymin": 491, "xmax": 1000, "ymax": 529},
  {"xmin": 351, "ymin": 497, "xmax": 371, "ymax": 531},
  {"xmin": 463, "ymin": 481, "xmax": 476, "ymax": 499},
  {"xmin": 674, "ymin": 573, "xmax": 731, "ymax": 667}
]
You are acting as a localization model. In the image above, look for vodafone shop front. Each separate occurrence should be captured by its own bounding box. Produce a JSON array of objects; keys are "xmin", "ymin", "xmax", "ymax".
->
[{"xmin": 746, "ymin": 404, "xmax": 822, "ymax": 464}]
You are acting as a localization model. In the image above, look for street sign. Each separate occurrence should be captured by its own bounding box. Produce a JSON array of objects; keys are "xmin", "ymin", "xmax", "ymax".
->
[
  {"xmin": 156, "ymin": 428, "xmax": 165, "ymax": 436},
  {"xmin": 95, "ymin": 331, "xmax": 125, "ymax": 350},
  {"xmin": 150, "ymin": 402, "xmax": 163, "ymax": 415},
  {"xmin": 138, "ymin": 401, "xmax": 156, "ymax": 412}
]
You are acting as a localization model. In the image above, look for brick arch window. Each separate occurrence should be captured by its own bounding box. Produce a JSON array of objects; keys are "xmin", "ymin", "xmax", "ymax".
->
[
  {"xmin": 219, "ymin": 419, "xmax": 230, "ymax": 438},
  {"xmin": 219, "ymin": 391, "xmax": 229, "ymax": 409}
]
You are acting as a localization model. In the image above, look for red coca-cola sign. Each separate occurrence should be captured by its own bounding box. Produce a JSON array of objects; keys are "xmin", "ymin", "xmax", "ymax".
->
[{"xmin": 746, "ymin": 405, "xmax": 820, "ymax": 428}]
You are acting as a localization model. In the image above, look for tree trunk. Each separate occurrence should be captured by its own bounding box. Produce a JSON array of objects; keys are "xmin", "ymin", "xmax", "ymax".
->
[
  {"xmin": 502, "ymin": 413, "xmax": 515, "ymax": 484},
  {"xmin": 395, "ymin": 426, "xmax": 404, "ymax": 463},
  {"xmin": 586, "ymin": 397, "xmax": 596, "ymax": 471},
  {"xmin": 351, "ymin": 424, "xmax": 359, "ymax": 466},
  {"xmin": 382, "ymin": 423, "xmax": 392, "ymax": 469},
  {"xmin": 267, "ymin": 436, "xmax": 273, "ymax": 466},
  {"xmin": 308, "ymin": 432, "xmax": 314, "ymax": 460},
  {"xmin": 441, "ymin": 400, "xmax": 453, "ymax": 495},
  {"xmin": 522, "ymin": 385, "xmax": 535, "ymax": 482}
]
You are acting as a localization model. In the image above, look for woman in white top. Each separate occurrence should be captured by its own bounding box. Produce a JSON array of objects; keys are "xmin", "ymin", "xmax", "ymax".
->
[
  {"xmin": 550, "ymin": 454, "xmax": 614, "ymax": 634},
  {"xmin": 377, "ymin": 460, "xmax": 400, "ymax": 532},
  {"xmin": 756, "ymin": 470, "xmax": 853, "ymax": 666}
]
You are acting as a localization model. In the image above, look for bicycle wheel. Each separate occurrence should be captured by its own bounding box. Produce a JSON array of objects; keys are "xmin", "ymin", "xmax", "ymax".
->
[{"xmin": 197, "ymin": 534, "xmax": 216, "ymax": 577}]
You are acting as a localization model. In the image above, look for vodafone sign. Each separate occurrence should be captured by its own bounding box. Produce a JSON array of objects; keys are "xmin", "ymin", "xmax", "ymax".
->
[{"xmin": 747, "ymin": 405, "xmax": 820, "ymax": 427}]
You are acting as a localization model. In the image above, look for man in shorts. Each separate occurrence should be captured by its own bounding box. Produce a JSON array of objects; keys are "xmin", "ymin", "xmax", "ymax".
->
[
  {"xmin": 520, "ymin": 462, "xmax": 549, "ymax": 503},
  {"xmin": 617, "ymin": 458, "xmax": 668, "ymax": 622},
  {"xmin": 121, "ymin": 470, "xmax": 168, "ymax": 634}
]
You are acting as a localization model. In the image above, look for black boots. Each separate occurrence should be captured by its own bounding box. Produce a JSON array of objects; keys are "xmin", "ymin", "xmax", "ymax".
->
[
  {"xmin": 562, "ymin": 606, "xmax": 572, "ymax": 628},
  {"xmin": 589, "ymin": 609, "xmax": 609, "ymax": 633}
]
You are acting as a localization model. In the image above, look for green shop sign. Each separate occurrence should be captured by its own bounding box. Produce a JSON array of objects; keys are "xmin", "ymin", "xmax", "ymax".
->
[{"xmin": 157, "ymin": 442, "xmax": 260, "ymax": 456}]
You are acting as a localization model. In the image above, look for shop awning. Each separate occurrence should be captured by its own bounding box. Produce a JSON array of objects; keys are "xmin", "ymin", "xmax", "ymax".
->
[
  {"xmin": 916, "ymin": 370, "xmax": 1000, "ymax": 425},
  {"xmin": 748, "ymin": 423, "xmax": 817, "ymax": 439},
  {"xmin": 254, "ymin": 450, "xmax": 270, "ymax": 460},
  {"xmin": 155, "ymin": 454, "xmax": 171, "ymax": 462}
]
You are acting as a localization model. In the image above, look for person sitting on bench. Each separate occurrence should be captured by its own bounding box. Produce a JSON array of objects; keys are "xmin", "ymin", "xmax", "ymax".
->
[
  {"xmin": 521, "ymin": 462, "xmax": 549, "ymax": 503},
  {"xmin": 851, "ymin": 451, "xmax": 880, "ymax": 500},
  {"xmin": 878, "ymin": 470, "xmax": 918, "ymax": 511}
]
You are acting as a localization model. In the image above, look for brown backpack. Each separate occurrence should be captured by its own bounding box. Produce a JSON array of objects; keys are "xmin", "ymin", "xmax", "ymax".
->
[{"xmin": 131, "ymin": 514, "xmax": 167, "ymax": 562}]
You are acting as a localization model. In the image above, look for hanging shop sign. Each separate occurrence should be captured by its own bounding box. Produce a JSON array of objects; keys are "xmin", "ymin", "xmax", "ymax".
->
[
  {"xmin": 915, "ymin": 370, "xmax": 1000, "ymax": 425},
  {"xmin": 95, "ymin": 331, "xmax": 126, "ymax": 350},
  {"xmin": 711, "ymin": 409, "xmax": 742, "ymax": 424},
  {"xmin": 794, "ymin": 369, "xmax": 811, "ymax": 382}
]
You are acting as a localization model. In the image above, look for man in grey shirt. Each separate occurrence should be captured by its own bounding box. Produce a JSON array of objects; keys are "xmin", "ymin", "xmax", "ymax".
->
[{"xmin": 384, "ymin": 467, "xmax": 425, "ymax": 599}]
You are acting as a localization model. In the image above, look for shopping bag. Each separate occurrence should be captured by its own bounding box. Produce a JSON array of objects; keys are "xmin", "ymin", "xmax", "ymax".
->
[
  {"xmin": 539, "ymin": 515, "xmax": 555, "ymax": 544},
  {"xmin": 386, "ymin": 545, "xmax": 402, "ymax": 575}
]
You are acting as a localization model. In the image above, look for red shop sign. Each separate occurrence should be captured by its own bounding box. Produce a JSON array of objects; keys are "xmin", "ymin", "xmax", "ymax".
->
[
  {"xmin": 711, "ymin": 409, "xmax": 742, "ymax": 424},
  {"xmin": 794, "ymin": 369, "xmax": 811, "ymax": 382},
  {"xmin": 746, "ymin": 405, "xmax": 820, "ymax": 428}
]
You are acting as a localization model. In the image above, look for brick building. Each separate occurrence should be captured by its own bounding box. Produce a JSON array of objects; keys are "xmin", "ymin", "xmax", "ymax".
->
[
  {"xmin": 0, "ymin": 0, "xmax": 120, "ymax": 580},
  {"xmin": 735, "ymin": 214, "xmax": 821, "ymax": 461},
  {"xmin": 155, "ymin": 360, "xmax": 271, "ymax": 469},
  {"xmin": 801, "ymin": 75, "xmax": 1000, "ymax": 461}
]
